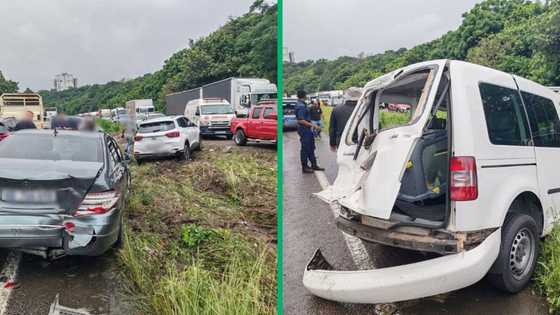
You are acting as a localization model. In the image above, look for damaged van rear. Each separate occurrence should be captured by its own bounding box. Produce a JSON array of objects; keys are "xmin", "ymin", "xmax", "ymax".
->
[
  {"xmin": 0, "ymin": 129, "xmax": 130, "ymax": 259},
  {"xmin": 306, "ymin": 60, "xmax": 560, "ymax": 303}
]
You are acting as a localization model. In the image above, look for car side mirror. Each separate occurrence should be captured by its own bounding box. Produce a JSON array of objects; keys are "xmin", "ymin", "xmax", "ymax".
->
[{"xmin": 195, "ymin": 112, "xmax": 200, "ymax": 116}]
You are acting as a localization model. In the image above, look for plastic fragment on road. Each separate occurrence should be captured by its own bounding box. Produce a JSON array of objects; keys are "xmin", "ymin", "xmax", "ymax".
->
[
  {"xmin": 48, "ymin": 294, "xmax": 92, "ymax": 315},
  {"xmin": 2, "ymin": 281, "xmax": 18, "ymax": 289}
]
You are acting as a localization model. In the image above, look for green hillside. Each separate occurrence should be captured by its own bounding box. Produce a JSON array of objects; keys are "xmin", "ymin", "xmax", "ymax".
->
[
  {"xmin": 284, "ymin": 0, "xmax": 560, "ymax": 95},
  {"xmin": 37, "ymin": 1, "xmax": 276, "ymax": 114}
]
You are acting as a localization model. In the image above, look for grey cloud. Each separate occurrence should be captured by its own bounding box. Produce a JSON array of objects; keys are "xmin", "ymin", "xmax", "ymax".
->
[
  {"xmin": 284, "ymin": 0, "xmax": 485, "ymax": 62},
  {"xmin": 0, "ymin": 0, "xmax": 255, "ymax": 90}
]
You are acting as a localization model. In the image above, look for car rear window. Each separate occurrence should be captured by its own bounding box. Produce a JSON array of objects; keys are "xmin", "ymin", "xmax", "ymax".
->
[
  {"xmin": 138, "ymin": 121, "xmax": 175, "ymax": 133},
  {"xmin": 0, "ymin": 134, "xmax": 103, "ymax": 162}
]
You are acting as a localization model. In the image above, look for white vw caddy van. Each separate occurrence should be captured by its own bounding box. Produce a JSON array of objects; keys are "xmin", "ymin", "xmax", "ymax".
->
[{"xmin": 305, "ymin": 60, "xmax": 560, "ymax": 303}]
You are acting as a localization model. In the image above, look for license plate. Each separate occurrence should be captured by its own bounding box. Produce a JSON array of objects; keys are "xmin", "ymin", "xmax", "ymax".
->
[
  {"xmin": 1, "ymin": 189, "xmax": 57, "ymax": 203},
  {"xmin": 215, "ymin": 130, "xmax": 226, "ymax": 134}
]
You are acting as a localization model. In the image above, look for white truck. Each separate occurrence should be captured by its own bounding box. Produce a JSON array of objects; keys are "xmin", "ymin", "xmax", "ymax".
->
[
  {"xmin": 0, "ymin": 93, "xmax": 44, "ymax": 128},
  {"xmin": 165, "ymin": 77, "xmax": 277, "ymax": 117},
  {"xmin": 126, "ymin": 99, "xmax": 156, "ymax": 123}
]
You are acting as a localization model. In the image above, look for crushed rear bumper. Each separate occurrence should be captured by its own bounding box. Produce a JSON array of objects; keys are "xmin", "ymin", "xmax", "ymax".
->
[
  {"xmin": 303, "ymin": 229, "xmax": 501, "ymax": 304},
  {"xmin": 0, "ymin": 208, "xmax": 121, "ymax": 257}
]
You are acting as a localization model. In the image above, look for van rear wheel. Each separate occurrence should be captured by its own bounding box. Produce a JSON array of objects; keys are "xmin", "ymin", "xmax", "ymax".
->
[{"xmin": 488, "ymin": 213, "xmax": 539, "ymax": 293}]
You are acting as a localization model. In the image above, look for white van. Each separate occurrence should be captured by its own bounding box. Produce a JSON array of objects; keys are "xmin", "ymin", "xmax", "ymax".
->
[
  {"xmin": 184, "ymin": 98, "xmax": 236, "ymax": 139},
  {"xmin": 305, "ymin": 60, "xmax": 560, "ymax": 303}
]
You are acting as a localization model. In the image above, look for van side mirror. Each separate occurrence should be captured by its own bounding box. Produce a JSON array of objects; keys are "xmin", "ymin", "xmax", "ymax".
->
[{"xmin": 195, "ymin": 111, "xmax": 200, "ymax": 116}]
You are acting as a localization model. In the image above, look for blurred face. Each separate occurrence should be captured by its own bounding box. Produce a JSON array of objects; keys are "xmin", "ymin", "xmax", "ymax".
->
[{"xmin": 24, "ymin": 111, "xmax": 34, "ymax": 121}]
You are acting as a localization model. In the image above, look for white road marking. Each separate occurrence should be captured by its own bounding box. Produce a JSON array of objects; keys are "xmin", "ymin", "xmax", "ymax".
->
[
  {"xmin": 314, "ymin": 171, "xmax": 374, "ymax": 269},
  {"xmin": 0, "ymin": 251, "xmax": 21, "ymax": 315}
]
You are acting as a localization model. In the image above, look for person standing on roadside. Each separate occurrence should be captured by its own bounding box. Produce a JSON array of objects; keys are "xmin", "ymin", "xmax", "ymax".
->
[
  {"xmin": 295, "ymin": 90, "xmax": 324, "ymax": 173},
  {"xmin": 309, "ymin": 99, "xmax": 323, "ymax": 139},
  {"xmin": 13, "ymin": 110, "xmax": 37, "ymax": 131},
  {"xmin": 329, "ymin": 87, "xmax": 362, "ymax": 151}
]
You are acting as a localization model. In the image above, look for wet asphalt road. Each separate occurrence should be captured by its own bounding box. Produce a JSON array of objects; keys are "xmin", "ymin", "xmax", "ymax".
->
[
  {"xmin": 282, "ymin": 130, "xmax": 549, "ymax": 315},
  {"xmin": 4, "ymin": 250, "xmax": 129, "ymax": 315}
]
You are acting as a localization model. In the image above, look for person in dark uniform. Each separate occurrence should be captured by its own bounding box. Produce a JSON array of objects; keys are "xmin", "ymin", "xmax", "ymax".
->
[
  {"xmin": 329, "ymin": 87, "xmax": 362, "ymax": 151},
  {"xmin": 13, "ymin": 111, "xmax": 37, "ymax": 131},
  {"xmin": 309, "ymin": 99, "xmax": 323, "ymax": 138},
  {"xmin": 295, "ymin": 90, "xmax": 324, "ymax": 173}
]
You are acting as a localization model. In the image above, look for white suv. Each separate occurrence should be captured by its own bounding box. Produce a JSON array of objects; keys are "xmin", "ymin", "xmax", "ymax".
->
[
  {"xmin": 134, "ymin": 115, "xmax": 200, "ymax": 162},
  {"xmin": 305, "ymin": 60, "xmax": 560, "ymax": 303}
]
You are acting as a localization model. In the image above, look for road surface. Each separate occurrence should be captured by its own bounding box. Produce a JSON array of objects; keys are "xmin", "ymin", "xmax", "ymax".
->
[{"xmin": 282, "ymin": 130, "xmax": 548, "ymax": 315}]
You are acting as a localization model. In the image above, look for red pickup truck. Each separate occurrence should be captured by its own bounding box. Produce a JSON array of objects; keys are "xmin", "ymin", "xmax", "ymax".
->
[{"xmin": 230, "ymin": 101, "xmax": 277, "ymax": 146}]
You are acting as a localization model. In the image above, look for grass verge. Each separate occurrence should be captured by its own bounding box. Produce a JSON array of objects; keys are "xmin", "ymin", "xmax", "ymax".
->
[
  {"xmin": 536, "ymin": 226, "xmax": 560, "ymax": 313},
  {"xmin": 119, "ymin": 144, "xmax": 277, "ymax": 314}
]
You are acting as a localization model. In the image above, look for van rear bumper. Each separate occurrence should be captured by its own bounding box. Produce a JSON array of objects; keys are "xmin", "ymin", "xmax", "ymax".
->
[{"xmin": 302, "ymin": 229, "xmax": 501, "ymax": 304}]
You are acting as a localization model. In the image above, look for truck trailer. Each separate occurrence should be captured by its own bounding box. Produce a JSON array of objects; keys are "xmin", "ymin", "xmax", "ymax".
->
[
  {"xmin": 0, "ymin": 93, "xmax": 44, "ymax": 128},
  {"xmin": 165, "ymin": 77, "xmax": 277, "ymax": 117}
]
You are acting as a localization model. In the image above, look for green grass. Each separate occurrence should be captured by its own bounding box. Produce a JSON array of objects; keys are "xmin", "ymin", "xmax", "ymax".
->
[
  {"xmin": 536, "ymin": 226, "xmax": 560, "ymax": 313},
  {"xmin": 119, "ymin": 145, "xmax": 277, "ymax": 314},
  {"xmin": 321, "ymin": 106, "xmax": 412, "ymax": 133},
  {"xmin": 97, "ymin": 118, "xmax": 123, "ymax": 133}
]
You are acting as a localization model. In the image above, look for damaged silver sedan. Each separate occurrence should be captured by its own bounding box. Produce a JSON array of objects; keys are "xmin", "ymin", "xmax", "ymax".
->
[{"xmin": 0, "ymin": 129, "xmax": 130, "ymax": 259}]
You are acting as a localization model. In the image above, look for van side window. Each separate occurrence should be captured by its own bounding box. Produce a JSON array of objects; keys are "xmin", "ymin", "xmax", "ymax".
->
[
  {"xmin": 479, "ymin": 83, "xmax": 530, "ymax": 146},
  {"xmin": 522, "ymin": 92, "xmax": 560, "ymax": 147}
]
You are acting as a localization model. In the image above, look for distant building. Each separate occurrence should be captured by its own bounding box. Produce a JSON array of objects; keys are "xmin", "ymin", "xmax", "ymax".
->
[
  {"xmin": 53, "ymin": 73, "xmax": 78, "ymax": 91},
  {"xmin": 283, "ymin": 47, "xmax": 295, "ymax": 64}
]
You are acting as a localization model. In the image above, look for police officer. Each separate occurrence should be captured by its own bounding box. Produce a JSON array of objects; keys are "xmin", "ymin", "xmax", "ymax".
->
[
  {"xmin": 329, "ymin": 87, "xmax": 362, "ymax": 151},
  {"xmin": 295, "ymin": 90, "xmax": 324, "ymax": 173}
]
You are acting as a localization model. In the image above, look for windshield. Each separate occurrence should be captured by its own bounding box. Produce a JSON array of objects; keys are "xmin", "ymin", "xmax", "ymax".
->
[
  {"xmin": 138, "ymin": 121, "xmax": 175, "ymax": 133},
  {"xmin": 116, "ymin": 109, "xmax": 127, "ymax": 115},
  {"xmin": 0, "ymin": 134, "xmax": 102, "ymax": 162},
  {"xmin": 137, "ymin": 107, "xmax": 155, "ymax": 113},
  {"xmin": 283, "ymin": 101, "xmax": 297, "ymax": 115},
  {"xmin": 252, "ymin": 93, "xmax": 277, "ymax": 104},
  {"xmin": 201, "ymin": 104, "xmax": 234, "ymax": 115}
]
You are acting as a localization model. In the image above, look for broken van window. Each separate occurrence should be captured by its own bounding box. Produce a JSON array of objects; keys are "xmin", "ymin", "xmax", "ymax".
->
[{"xmin": 345, "ymin": 68, "xmax": 436, "ymax": 146}]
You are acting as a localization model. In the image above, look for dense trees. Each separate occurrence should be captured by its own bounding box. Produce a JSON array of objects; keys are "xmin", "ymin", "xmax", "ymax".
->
[
  {"xmin": 284, "ymin": 0, "xmax": 560, "ymax": 95},
  {"xmin": 39, "ymin": 1, "xmax": 276, "ymax": 114},
  {"xmin": 0, "ymin": 71, "xmax": 18, "ymax": 95}
]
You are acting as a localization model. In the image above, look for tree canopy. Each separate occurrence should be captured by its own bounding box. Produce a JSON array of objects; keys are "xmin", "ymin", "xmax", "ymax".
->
[
  {"xmin": 0, "ymin": 71, "xmax": 18, "ymax": 95},
  {"xmin": 284, "ymin": 0, "xmax": 560, "ymax": 95},
  {"xmin": 38, "ymin": 1, "xmax": 276, "ymax": 114}
]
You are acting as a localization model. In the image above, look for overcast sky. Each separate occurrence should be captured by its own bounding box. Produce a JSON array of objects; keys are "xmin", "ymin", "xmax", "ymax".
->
[
  {"xmin": 284, "ymin": 0, "xmax": 485, "ymax": 61},
  {"xmin": 0, "ymin": 0, "xmax": 255, "ymax": 91}
]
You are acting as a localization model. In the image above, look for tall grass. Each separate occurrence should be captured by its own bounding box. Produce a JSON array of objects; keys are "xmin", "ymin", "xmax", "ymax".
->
[
  {"xmin": 536, "ymin": 226, "xmax": 560, "ymax": 313},
  {"xmin": 96, "ymin": 118, "xmax": 123, "ymax": 133},
  {"xmin": 119, "ymin": 230, "xmax": 275, "ymax": 315}
]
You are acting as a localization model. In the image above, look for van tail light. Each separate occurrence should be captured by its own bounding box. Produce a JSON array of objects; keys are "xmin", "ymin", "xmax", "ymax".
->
[
  {"xmin": 450, "ymin": 156, "xmax": 478, "ymax": 201},
  {"xmin": 134, "ymin": 135, "xmax": 143, "ymax": 141},
  {"xmin": 75, "ymin": 190, "xmax": 120, "ymax": 216},
  {"xmin": 165, "ymin": 131, "xmax": 180, "ymax": 138}
]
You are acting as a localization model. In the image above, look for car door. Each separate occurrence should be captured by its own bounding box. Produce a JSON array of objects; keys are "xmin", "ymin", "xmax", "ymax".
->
[
  {"xmin": 107, "ymin": 136, "xmax": 129, "ymax": 202},
  {"xmin": 316, "ymin": 60, "xmax": 447, "ymax": 220},
  {"xmin": 184, "ymin": 117, "xmax": 200, "ymax": 146},
  {"xmin": 262, "ymin": 106, "xmax": 277, "ymax": 140},
  {"xmin": 249, "ymin": 107, "xmax": 263, "ymax": 138},
  {"xmin": 515, "ymin": 76, "xmax": 560, "ymax": 230}
]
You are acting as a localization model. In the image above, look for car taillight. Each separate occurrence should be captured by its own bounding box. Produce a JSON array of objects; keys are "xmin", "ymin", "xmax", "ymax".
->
[
  {"xmin": 450, "ymin": 156, "xmax": 478, "ymax": 201},
  {"xmin": 165, "ymin": 131, "xmax": 180, "ymax": 138},
  {"xmin": 0, "ymin": 133, "xmax": 8, "ymax": 141},
  {"xmin": 75, "ymin": 190, "xmax": 120, "ymax": 216}
]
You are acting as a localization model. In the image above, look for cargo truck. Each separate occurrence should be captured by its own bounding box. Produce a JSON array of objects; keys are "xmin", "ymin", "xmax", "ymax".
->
[
  {"xmin": 0, "ymin": 93, "xmax": 44, "ymax": 128},
  {"xmin": 165, "ymin": 77, "xmax": 277, "ymax": 117}
]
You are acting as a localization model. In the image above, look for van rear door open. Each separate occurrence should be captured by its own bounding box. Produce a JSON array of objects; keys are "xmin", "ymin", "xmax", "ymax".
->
[{"xmin": 317, "ymin": 60, "xmax": 447, "ymax": 220}]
